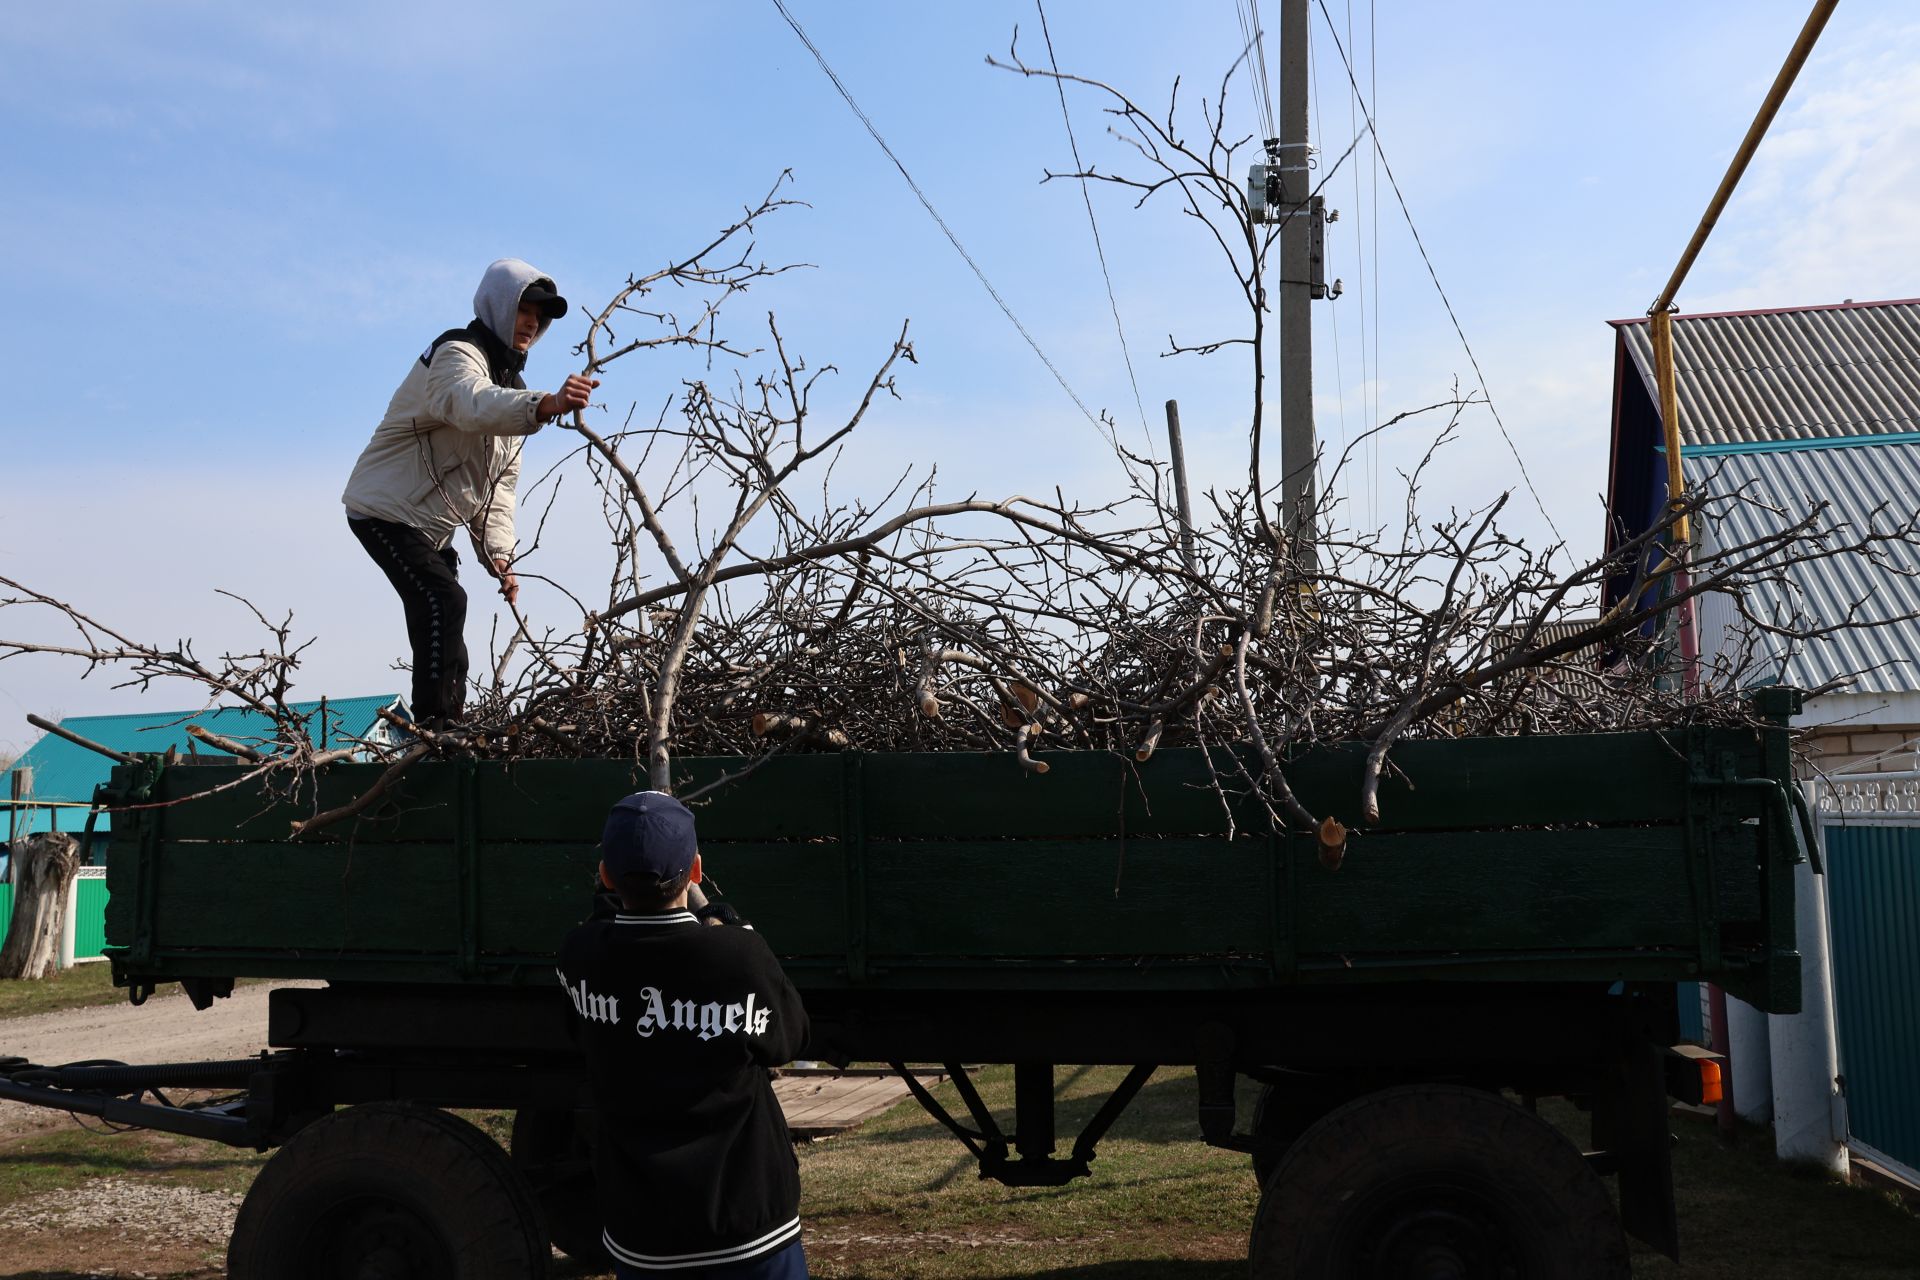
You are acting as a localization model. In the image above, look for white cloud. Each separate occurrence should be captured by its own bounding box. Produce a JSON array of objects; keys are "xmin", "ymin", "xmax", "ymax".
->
[{"xmin": 1690, "ymin": 19, "xmax": 1920, "ymax": 311}]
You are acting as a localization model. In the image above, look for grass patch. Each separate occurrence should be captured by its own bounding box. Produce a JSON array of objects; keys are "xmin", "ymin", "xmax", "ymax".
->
[
  {"xmin": 0, "ymin": 962, "xmax": 129, "ymax": 1020},
  {"xmin": 0, "ymin": 1122, "xmax": 268, "ymax": 1204},
  {"xmin": 795, "ymin": 1069, "xmax": 1918, "ymax": 1280},
  {"xmin": 0, "ymin": 967, "xmax": 276, "ymax": 1021},
  {"xmin": 798, "ymin": 1066, "xmax": 1253, "ymax": 1279},
  {"xmin": 1623, "ymin": 1104, "xmax": 1920, "ymax": 1278}
]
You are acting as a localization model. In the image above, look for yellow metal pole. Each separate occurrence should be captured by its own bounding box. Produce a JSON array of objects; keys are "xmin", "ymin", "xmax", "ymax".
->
[
  {"xmin": 1650, "ymin": 308, "xmax": 1689, "ymax": 549},
  {"xmin": 1652, "ymin": 0, "xmax": 1840, "ymax": 314},
  {"xmin": 1649, "ymin": 0, "xmax": 1838, "ymax": 551}
]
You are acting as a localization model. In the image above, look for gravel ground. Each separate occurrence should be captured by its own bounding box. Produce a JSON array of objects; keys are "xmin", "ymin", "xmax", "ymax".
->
[{"xmin": 9, "ymin": 1176, "xmax": 243, "ymax": 1247}]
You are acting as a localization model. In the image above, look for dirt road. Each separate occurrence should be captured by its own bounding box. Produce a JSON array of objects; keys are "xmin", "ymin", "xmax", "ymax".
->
[{"xmin": 0, "ymin": 982, "xmax": 317, "ymax": 1141}]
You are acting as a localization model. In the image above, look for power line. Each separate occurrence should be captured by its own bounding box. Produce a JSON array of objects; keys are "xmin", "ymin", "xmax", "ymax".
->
[
  {"xmin": 1344, "ymin": 0, "xmax": 1376, "ymax": 526},
  {"xmin": 1367, "ymin": 0, "xmax": 1381, "ymax": 525},
  {"xmin": 769, "ymin": 0, "xmax": 1109, "ymax": 436},
  {"xmin": 1234, "ymin": 0, "xmax": 1276, "ymax": 139},
  {"xmin": 1035, "ymin": 0, "xmax": 1151, "ymax": 447},
  {"xmin": 1312, "ymin": 0, "xmax": 1562, "ymax": 542},
  {"xmin": 1249, "ymin": 0, "xmax": 1278, "ymax": 138},
  {"xmin": 1308, "ymin": 7, "xmax": 1350, "ymax": 473}
]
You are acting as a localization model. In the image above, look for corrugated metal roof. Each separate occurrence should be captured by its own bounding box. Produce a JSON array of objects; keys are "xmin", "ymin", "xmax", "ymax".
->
[
  {"xmin": 3, "ymin": 694, "xmax": 403, "ymax": 839},
  {"xmin": 1615, "ymin": 299, "xmax": 1920, "ymax": 447},
  {"xmin": 1489, "ymin": 618, "xmax": 1609, "ymax": 703},
  {"xmin": 1696, "ymin": 445, "xmax": 1920, "ymax": 694}
]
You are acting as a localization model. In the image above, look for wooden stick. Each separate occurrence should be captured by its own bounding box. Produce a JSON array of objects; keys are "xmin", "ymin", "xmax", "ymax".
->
[
  {"xmin": 184, "ymin": 723, "xmax": 266, "ymax": 763},
  {"xmin": 27, "ymin": 714, "xmax": 135, "ymax": 765},
  {"xmin": 753, "ymin": 712, "xmax": 804, "ymax": 738},
  {"xmin": 527, "ymin": 716, "xmax": 581, "ymax": 753},
  {"xmin": 751, "ymin": 713, "xmax": 849, "ymax": 750},
  {"xmin": 1014, "ymin": 724, "xmax": 1049, "ymax": 775},
  {"xmin": 377, "ymin": 706, "xmax": 448, "ymax": 748},
  {"xmin": 1316, "ymin": 816, "xmax": 1348, "ymax": 872},
  {"xmin": 290, "ymin": 743, "xmax": 432, "ymax": 838}
]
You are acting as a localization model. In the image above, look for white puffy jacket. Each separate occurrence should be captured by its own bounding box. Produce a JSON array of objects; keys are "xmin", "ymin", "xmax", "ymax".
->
[{"xmin": 342, "ymin": 258, "xmax": 559, "ymax": 563}]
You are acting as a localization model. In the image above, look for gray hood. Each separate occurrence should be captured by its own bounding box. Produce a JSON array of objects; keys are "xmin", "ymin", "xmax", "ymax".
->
[{"xmin": 474, "ymin": 258, "xmax": 558, "ymax": 349}]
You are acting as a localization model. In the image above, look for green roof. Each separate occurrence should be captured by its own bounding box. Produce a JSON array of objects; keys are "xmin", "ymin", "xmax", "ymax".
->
[{"xmin": 3, "ymin": 694, "xmax": 405, "ymax": 839}]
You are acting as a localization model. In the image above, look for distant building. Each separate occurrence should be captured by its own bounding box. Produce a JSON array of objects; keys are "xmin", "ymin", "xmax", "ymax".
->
[
  {"xmin": 2, "ymin": 694, "xmax": 407, "ymax": 858},
  {"xmin": 1602, "ymin": 297, "xmax": 1920, "ymax": 1189},
  {"xmin": 1602, "ymin": 297, "xmax": 1920, "ymax": 770}
]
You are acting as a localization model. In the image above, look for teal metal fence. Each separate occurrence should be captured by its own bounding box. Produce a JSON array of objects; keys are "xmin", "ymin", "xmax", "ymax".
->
[
  {"xmin": 74, "ymin": 878, "xmax": 108, "ymax": 959},
  {"xmin": 1824, "ymin": 823, "xmax": 1920, "ymax": 1179},
  {"xmin": 0, "ymin": 879, "xmax": 108, "ymax": 959}
]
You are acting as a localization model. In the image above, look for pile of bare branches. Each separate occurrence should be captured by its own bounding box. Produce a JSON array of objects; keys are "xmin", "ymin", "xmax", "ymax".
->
[{"xmin": 6, "ymin": 51, "xmax": 1917, "ymax": 848}]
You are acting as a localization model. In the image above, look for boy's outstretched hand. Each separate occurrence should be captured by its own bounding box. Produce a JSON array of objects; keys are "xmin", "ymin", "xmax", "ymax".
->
[{"xmin": 538, "ymin": 373, "xmax": 600, "ymax": 421}]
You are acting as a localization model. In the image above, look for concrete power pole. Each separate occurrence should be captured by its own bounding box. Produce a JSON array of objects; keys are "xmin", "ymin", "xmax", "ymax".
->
[{"xmin": 1277, "ymin": 0, "xmax": 1315, "ymax": 571}]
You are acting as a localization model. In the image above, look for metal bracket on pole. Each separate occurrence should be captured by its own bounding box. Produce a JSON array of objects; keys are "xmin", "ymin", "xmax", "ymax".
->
[{"xmin": 1308, "ymin": 197, "xmax": 1342, "ymax": 299}]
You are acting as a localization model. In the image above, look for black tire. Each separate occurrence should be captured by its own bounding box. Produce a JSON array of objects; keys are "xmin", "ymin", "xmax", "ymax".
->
[
  {"xmin": 511, "ymin": 1107, "xmax": 613, "ymax": 1266},
  {"xmin": 1249, "ymin": 1075, "xmax": 1371, "ymax": 1188},
  {"xmin": 1249, "ymin": 1084, "xmax": 1628, "ymax": 1280},
  {"xmin": 228, "ymin": 1102, "xmax": 549, "ymax": 1280}
]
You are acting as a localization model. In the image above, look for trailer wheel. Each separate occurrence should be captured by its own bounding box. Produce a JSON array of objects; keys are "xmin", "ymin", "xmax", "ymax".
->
[
  {"xmin": 227, "ymin": 1102, "xmax": 549, "ymax": 1280},
  {"xmin": 1249, "ymin": 1076, "xmax": 1369, "ymax": 1187},
  {"xmin": 511, "ymin": 1106, "xmax": 613, "ymax": 1265},
  {"xmin": 1248, "ymin": 1084, "xmax": 1627, "ymax": 1280}
]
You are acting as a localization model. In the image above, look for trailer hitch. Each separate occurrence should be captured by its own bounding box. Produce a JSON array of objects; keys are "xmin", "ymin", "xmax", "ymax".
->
[
  {"xmin": 889, "ymin": 1062, "xmax": 1157, "ymax": 1188},
  {"xmin": 0, "ymin": 1055, "xmax": 281, "ymax": 1147}
]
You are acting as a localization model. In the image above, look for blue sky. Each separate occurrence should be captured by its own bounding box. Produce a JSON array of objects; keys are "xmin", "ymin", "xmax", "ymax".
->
[{"xmin": 4, "ymin": 0, "xmax": 1919, "ymax": 751}]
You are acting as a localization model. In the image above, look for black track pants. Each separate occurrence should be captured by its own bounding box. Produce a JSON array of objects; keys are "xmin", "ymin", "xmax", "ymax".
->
[{"xmin": 349, "ymin": 516, "xmax": 469, "ymax": 723}]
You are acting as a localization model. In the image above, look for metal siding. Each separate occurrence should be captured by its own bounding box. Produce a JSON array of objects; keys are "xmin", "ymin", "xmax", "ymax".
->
[
  {"xmin": 6, "ymin": 694, "xmax": 404, "ymax": 835},
  {"xmin": 1823, "ymin": 824, "xmax": 1920, "ymax": 1175},
  {"xmin": 1694, "ymin": 444, "xmax": 1920, "ymax": 694},
  {"xmin": 1618, "ymin": 301, "xmax": 1920, "ymax": 447},
  {"xmin": 1675, "ymin": 981, "xmax": 1706, "ymax": 1044},
  {"xmin": 73, "ymin": 877, "xmax": 109, "ymax": 959},
  {"xmin": 1694, "ymin": 585, "xmax": 1749, "ymax": 686}
]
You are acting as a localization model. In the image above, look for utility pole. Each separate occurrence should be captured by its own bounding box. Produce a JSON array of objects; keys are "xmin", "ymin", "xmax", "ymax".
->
[
  {"xmin": 1277, "ymin": 0, "xmax": 1314, "ymax": 571},
  {"xmin": 1246, "ymin": 0, "xmax": 1340, "ymax": 568},
  {"xmin": 1164, "ymin": 400, "xmax": 1198, "ymax": 575}
]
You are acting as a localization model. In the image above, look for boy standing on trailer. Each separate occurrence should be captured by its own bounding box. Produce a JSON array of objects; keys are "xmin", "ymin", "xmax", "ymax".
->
[
  {"xmin": 558, "ymin": 791, "xmax": 811, "ymax": 1278},
  {"xmin": 342, "ymin": 258, "xmax": 598, "ymax": 728}
]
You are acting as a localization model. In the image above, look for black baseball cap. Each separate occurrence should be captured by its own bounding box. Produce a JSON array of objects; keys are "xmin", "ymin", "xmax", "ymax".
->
[
  {"xmin": 600, "ymin": 791, "xmax": 697, "ymax": 881},
  {"xmin": 521, "ymin": 280, "xmax": 568, "ymax": 319}
]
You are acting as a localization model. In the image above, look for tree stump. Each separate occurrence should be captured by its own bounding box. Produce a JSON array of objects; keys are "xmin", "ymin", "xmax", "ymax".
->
[{"xmin": 0, "ymin": 832, "xmax": 80, "ymax": 980}]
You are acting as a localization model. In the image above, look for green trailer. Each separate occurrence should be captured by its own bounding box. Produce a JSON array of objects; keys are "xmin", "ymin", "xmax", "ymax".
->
[{"xmin": 0, "ymin": 688, "xmax": 1816, "ymax": 1279}]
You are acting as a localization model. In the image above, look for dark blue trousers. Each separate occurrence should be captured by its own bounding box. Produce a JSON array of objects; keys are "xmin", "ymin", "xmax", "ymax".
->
[{"xmin": 614, "ymin": 1237, "xmax": 806, "ymax": 1280}]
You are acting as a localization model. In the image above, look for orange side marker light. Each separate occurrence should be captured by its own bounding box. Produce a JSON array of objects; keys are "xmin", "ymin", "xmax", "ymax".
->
[{"xmin": 1699, "ymin": 1060, "xmax": 1723, "ymax": 1106}]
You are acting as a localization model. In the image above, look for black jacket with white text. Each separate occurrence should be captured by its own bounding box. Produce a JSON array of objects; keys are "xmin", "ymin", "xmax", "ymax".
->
[{"xmin": 558, "ymin": 908, "xmax": 810, "ymax": 1271}]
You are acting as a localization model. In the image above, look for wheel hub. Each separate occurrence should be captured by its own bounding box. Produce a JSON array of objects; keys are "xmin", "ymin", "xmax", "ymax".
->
[
  {"xmin": 1343, "ymin": 1176, "xmax": 1527, "ymax": 1280},
  {"xmin": 309, "ymin": 1198, "xmax": 454, "ymax": 1280}
]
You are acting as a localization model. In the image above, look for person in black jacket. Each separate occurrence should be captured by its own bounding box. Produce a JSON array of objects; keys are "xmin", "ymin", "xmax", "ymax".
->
[{"xmin": 558, "ymin": 791, "xmax": 811, "ymax": 1278}]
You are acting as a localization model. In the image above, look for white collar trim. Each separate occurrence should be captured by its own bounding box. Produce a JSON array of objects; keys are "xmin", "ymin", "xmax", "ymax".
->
[{"xmin": 613, "ymin": 910, "xmax": 699, "ymax": 926}]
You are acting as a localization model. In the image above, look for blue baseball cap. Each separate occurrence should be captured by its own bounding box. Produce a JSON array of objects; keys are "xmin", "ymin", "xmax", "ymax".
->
[{"xmin": 600, "ymin": 791, "xmax": 698, "ymax": 881}]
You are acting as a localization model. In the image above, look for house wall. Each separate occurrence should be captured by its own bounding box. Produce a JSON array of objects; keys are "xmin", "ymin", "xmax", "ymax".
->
[
  {"xmin": 1805, "ymin": 727, "xmax": 1920, "ymax": 776},
  {"xmin": 1799, "ymin": 692, "xmax": 1920, "ymax": 777}
]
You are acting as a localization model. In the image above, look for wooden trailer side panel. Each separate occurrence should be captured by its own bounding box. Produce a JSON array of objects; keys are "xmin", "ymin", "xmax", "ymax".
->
[{"xmin": 101, "ymin": 725, "xmax": 1799, "ymax": 1005}]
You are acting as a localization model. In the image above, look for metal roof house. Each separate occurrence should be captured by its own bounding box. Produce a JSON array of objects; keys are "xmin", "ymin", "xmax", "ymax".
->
[
  {"xmin": 1602, "ymin": 297, "xmax": 1920, "ymax": 770},
  {"xmin": 1604, "ymin": 300, "xmax": 1920, "ymax": 1191},
  {"xmin": 3, "ymin": 694, "xmax": 407, "ymax": 848}
]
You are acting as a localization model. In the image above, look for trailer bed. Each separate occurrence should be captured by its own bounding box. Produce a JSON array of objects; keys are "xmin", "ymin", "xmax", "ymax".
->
[{"xmin": 100, "ymin": 710, "xmax": 1808, "ymax": 1013}]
